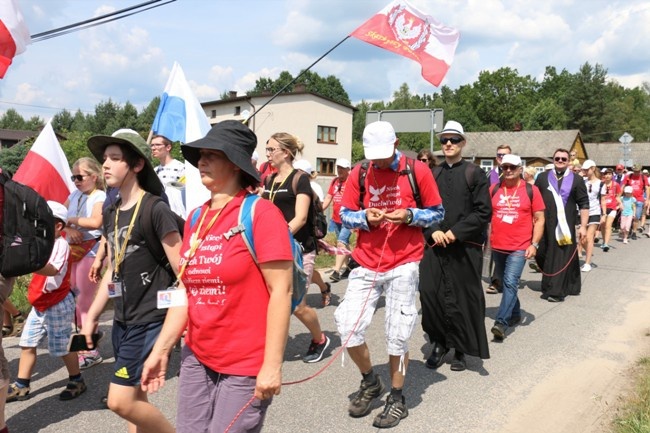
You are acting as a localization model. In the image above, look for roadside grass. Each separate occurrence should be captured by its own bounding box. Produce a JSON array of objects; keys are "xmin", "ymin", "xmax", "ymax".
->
[
  {"xmin": 314, "ymin": 231, "xmax": 357, "ymax": 270},
  {"xmin": 9, "ymin": 275, "xmax": 30, "ymax": 314},
  {"xmin": 613, "ymin": 356, "xmax": 650, "ymax": 433}
]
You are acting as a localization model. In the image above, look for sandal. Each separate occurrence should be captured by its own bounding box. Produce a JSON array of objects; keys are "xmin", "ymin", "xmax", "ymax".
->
[
  {"xmin": 2, "ymin": 325, "xmax": 12, "ymax": 337},
  {"xmin": 321, "ymin": 283, "xmax": 332, "ymax": 307},
  {"xmin": 59, "ymin": 379, "xmax": 87, "ymax": 401}
]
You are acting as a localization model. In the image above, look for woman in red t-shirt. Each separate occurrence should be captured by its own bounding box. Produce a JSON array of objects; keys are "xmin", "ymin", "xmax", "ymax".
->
[
  {"xmin": 142, "ymin": 121, "xmax": 293, "ymax": 433},
  {"xmin": 599, "ymin": 168, "xmax": 622, "ymax": 252}
]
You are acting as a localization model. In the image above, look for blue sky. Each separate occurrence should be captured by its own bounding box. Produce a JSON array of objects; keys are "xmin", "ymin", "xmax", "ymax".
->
[{"xmin": 2, "ymin": 0, "xmax": 649, "ymax": 120}]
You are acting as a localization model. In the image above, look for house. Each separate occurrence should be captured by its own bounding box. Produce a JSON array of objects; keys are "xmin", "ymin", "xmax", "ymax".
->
[
  {"xmin": 0, "ymin": 129, "xmax": 35, "ymax": 148},
  {"xmin": 201, "ymin": 87, "xmax": 355, "ymax": 179},
  {"xmin": 433, "ymin": 129, "xmax": 585, "ymax": 173},
  {"xmin": 584, "ymin": 141, "xmax": 650, "ymax": 171}
]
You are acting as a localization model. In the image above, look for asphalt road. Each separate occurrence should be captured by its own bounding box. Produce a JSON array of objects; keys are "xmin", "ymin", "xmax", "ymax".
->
[{"xmin": 4, "ymin": 232, "xmax": 650, "ymax": 433}]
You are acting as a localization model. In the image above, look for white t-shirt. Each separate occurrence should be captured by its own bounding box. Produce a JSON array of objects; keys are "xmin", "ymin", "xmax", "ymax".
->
[{"xmin": 155, "ymin": 159, "xmax": 185, "ymax": 185}]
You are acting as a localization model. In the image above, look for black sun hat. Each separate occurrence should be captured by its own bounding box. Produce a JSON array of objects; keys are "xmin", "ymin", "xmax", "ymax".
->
[
  {"xmin": 182, "ymin": 120, "xmax": 260, "ymax": 186},
  {"xmin": 87, "ymin": 128, "xmax": 164, "ymax": 197}
]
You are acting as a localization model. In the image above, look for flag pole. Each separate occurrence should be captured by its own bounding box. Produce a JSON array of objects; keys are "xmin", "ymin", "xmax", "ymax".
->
[{"xmin": 245, "ymin": 35, "xmax": 351, "ymax": 124}]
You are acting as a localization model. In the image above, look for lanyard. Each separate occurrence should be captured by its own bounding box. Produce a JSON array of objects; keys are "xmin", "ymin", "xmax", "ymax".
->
[
  {"xmin": 502, "ymin": 180, "xmax": 520, "ymax": 209},
  {"xmin": 177, "ymin": 197, "xmax": 234, "ymax": 280},
  {"xmin": 269, "ymin": 170, "xmax": 294, "ymax": 203},
  {"xmin": 113, "ymin": 191, "xmax": 145, "ymax": 276}
]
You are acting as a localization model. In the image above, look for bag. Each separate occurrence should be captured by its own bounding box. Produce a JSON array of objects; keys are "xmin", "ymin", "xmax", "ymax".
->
[
  {"xmin": 69, "ymin": 238, "xmax": 99, "ymax": 263},
  {"xmin": 225, "ymin": 194, "xmax": 307, "ymax": 313},
  {"xmin": 138, "ymin": 194, "xmax": 186, "ymax": 283},
  {"xmin": 0, "ymin": 171, "xmax": 55, "ymax": 278},
  {"xmin": 358, "ymin": 157, "xmax": 423, "ymax": 209}
]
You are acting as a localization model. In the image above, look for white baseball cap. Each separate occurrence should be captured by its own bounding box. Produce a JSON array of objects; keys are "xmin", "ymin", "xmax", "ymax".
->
[
  {"xmin": 47, "ymin": 201, "xmax": 68, "ymax": 224},
  {"xmin": 581, "ymin": 159, "xmax": 596, "ymax": 170},
  {"xmin": 363, "ymin": 121, "xmax": 396, "ymax": 160},
  {"xmin": 335, "ymin": 158, "xmax": 351, "ymax": 169},
  {"xmin": 624, "ymin": 185, "xmax": 633, "ymax": 193},
  {"xmin": 501, "ymin": 154, "xmax": 522, "ymax": 166},
  {"xmin": 293, "ymin": 159, "xmax": 313, "ymax": 174}
]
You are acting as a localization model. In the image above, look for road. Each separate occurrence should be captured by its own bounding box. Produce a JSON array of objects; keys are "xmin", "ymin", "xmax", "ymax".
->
[{"xmin": 5, "ymin": 233, "xmax": 650, "ymax": 432}]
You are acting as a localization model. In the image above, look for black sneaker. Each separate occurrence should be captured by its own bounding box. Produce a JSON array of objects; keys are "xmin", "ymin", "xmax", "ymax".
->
[
  {"xmin": 302, "ymin": 334, "xmax": 330, "ymax": 363},
  {"xmin": 631, "ymin": 232, "xmax": 638, "ymax": 240},
  {"xmin": 329, "ymin": 271, "xmax": 341, "ymax": 282},
  {"xmin": 349, "ymin": 375, "xmax": 384, "ymax": 418},
  {"xmin": 372, "ymin": 395, "xmax": 408, "ymax": 428},
  {"xmin": 491, "ymin": 323, "xmax": 506, "ymax": 340},
  {"xmin": 340, "ymin": 267, "xmax": 351, "ymax": 279}
]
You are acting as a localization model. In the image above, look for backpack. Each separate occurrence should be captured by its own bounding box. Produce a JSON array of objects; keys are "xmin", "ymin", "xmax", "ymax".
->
[
  {"xmin": 224, "ymin": 194, "xmax": 307, "ymax": 313},
  {"xmin": 358, "ymin": 157, "xmax": 423, "ymax": 209},
  {"xmin": 0, "ymin": 171, "xmax": 55, "ymax": 278},
  {"xmin": 490, "ymin": 181, "xmax": 534, "ymax": 203},
  {"xmin": 138, "ymin": 194, "xmax": 186, "ymax": 283}
]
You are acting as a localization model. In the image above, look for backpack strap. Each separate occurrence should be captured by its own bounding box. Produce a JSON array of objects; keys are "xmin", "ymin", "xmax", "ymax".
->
[
  {"xmin": 399, "ymin": 157, "xmax": 422, "ymax": 208},
  {"xmin": 490, "ymin": 180, "xmax": 534, "ymax": 203},
  {"xmin": 357, "ymin": 162, "xmax": 370, "ymax": 209},
  {"xmin": 233, "ymin": 194, "xmax": 261, "ymax": 264}
]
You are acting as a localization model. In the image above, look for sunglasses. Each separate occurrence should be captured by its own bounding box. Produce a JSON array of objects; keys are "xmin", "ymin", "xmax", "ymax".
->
[
  {"xmin": 440, "ymin": 137, "xmax": 463, "ymax": 144},
  {"xmin": 70, "ymin": 174, "xmax": 87, "ymax": 182},
  {"xmin": 501, "ymin": 164, "xmax": 519, "ymax": 171},
  {"xmin": 554, "ymin": 157, "xmax": 568, "ymax": 162},
  {"xmin": 419, "ymin": 158, "xmax": 429, "ymax": 162},
  {"xmin": 496, "ymin": 153, "xmax": 507, "ymax": 158}
]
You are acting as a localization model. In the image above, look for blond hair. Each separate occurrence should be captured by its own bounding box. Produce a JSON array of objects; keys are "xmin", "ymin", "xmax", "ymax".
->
[
  {"xmin": 269, "ymin": 132, "xmax": 304, "ymax": 161},
  {"xmin": 73, "ymin": 157, "xmax": 105, "ymax": 191}
]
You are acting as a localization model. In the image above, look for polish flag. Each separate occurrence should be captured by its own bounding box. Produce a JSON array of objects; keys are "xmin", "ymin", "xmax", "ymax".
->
[
  {"xmin": 0, "ymin": 0, "xmax": 30, "ymax": 79},
  {"xmin": 13, "ymin": 121, "xmax": 75, "ymax": 203},
  {"xmin": 351, "ymin": 0, "xmax": 460, "ymax": 87}
]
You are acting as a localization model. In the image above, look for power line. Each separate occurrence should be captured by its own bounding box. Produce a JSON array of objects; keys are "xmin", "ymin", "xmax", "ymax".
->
[
  {"xmin": 30, "ymin": 0, "xmax": 176, "ymax": 43},
  {"xmin": 0, "ymin": 100, "xmax": 94, "ymax": 114}
]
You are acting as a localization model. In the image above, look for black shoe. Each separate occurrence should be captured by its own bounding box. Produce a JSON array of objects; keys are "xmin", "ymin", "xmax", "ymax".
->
[
  {"xmin": 547, "ymin": 296, "xmax": 564, "ymax": 303},
  {"xmin": 329, "ymin": 271, "xmax": 341, "ymax": 282},
  {"xmin": 529, "ymin": 262, "xmax": 541, "ymax": 272},
  {"xmin": 508, "ymin": 315, "xmax": 522, "ymax": 326},
  {"xmin": 491, "ymin": 323, "xmax": 506, "ymax": 340},
  {"xmin": 340, "ymin": 267, "xmax": 351, "ymax": 279},
  {"xmin": 348, "ymin": 375, "xmax": 384, "ymax": 418},
  {"xmin": 450, "ymin": 352, "xmax": 466, "ymax": 371},
  {"xmin": 372, "ymin": 395, "xmax": 408, "ymax": 428},
  {"xmin": 425, "ymin": 343, "xmax": 449, "ymax": 369},
  {"xmin": 303, "ymin": 335, "xmax": 330, "ymax": 363},
  {"xmin": 631, "ymin": 233, "xmax": 638, "ymax": 240}
]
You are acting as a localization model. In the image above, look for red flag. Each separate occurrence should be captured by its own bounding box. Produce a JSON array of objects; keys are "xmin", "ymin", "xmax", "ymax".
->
[
  {"xmin": 0, "ymin": 0, "xmax": 30, "ymax": 79},
  {"xmin": 351, "ymin": 0, "xmax": 459, "ymax": 87},
  {"xmin": 14, "ymin": 121, "xmax": 75, "ymax": 203}
]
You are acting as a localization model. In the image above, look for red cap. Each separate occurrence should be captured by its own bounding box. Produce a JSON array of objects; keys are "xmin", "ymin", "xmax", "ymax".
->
[{"xmin": 616, "ymin": 164, "xmax": 624, "ymax": 170}]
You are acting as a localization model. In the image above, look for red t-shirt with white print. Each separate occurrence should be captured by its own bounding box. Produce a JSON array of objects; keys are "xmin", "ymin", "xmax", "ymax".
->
[{"xmin": 490, "ymin": 181, "xmax": 545, "ymax": 251}]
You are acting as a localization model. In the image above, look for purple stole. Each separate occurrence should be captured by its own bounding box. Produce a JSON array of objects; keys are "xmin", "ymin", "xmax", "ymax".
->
[
  {"xmin": 489, "ymin": 169, "xmax": 501, "ymax": 185},
  {"xmin": 548, "ymin": 170, "xmax": 573, "ymax": 206}
]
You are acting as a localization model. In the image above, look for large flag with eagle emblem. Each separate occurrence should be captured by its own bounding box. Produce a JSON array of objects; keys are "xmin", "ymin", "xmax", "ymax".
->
[{"xmin": 351, "ymin": 0, "xmax": 460, "ymax": 87}]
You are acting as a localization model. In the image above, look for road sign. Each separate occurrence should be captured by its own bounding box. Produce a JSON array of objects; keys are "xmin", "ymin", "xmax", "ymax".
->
[{"xmin": 619, "ymin": 132, "xmax": 634, "ymax": 144}]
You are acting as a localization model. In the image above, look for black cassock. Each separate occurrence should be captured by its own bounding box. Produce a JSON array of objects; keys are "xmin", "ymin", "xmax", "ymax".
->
[
  {"xmin": 419, "ymin": 161, "xmax": 492, "ymax": 359},
  {"xmin": 534, "ymin": 170, "xmax": 589, "ymax": 299}
]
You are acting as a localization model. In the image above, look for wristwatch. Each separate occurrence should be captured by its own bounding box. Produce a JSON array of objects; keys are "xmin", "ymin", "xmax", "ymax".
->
[
  {"xmin": 531, "ymin": 242, "xmax": 539, "ymax": 249},
  {"xmin": 405, "ymin": 209, "xmax": 414, "ymax": 225}
]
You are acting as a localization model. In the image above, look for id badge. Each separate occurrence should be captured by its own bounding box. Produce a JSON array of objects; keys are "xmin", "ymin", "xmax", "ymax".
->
[
  {"xmin": 107, "ymin": 281, "xmax": 123, "ymax": 298},
  {"xmin": 502, "ymin": 214, "xmax": 514, "ymax": 224},
  {"xmin": 157, "ymin": 288, "xmax": 187, "ymax": 309}
]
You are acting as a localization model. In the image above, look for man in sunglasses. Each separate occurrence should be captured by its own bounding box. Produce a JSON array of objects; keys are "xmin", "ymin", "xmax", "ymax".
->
[
  {"xmin": 420, "ymin": 120, "xmax": 492, "ymax": 372},
  {"xmin": 533, "ymin": 149, "xmax": 589, "ymax": 302},
  {"xmin": 488, "ymin": 155, "xmax": 545, "ymax": 340}
]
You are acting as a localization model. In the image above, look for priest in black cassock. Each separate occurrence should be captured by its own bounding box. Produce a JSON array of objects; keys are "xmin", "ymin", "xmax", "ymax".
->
[
  {"xmin": 419, "ymin": 121, "xmax": 492, "ymax": 372},
  {"xmin": 534, "ymin": 148, "xmax": 589, "ymax": 302}
]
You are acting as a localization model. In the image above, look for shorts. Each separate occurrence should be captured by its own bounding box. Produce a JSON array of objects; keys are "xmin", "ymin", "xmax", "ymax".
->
[
  {"xmin": 635, "ymin": 201, "xmax": 644, "ymax": 220},
  {"xmin": 334, "ymin": 261, "xmax": 419, "ymax": 356},
  {"xmin": 620, "ymin": 215, "xmax": 634, "ymax": 232},
  {"xmin": 111, "ymin": 320, "xmax": 163, "ymax": 386},
  {"xmin": 0, "ymin": 274, "xmax": 15, "ymax": 382},
  {"xmin": 605, "ymin": 209, "xmax": 617, "ymax": 218},
  {"xmin": 302, "ymin": 250, "xmax": 317, "ymax": 289},
  {"xmin": 19, "ymin": 292, "xmax": 75, "ymax": 357},
  {"xmin": 176, "ymin": 345, "xmax": 270, "ymax": 433},
  {"xmin": 327, "ymin": 220, "xmax": 351, "ymax": 246},
  {"xmin": 587, "ymin": 214, "xmax": 601, "ymax": 225}
]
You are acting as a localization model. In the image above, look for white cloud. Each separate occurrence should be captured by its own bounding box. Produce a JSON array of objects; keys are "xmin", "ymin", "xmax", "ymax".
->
[{"xmin": 13, "ymin": 83, "xmax": 44, "ymax": 105}]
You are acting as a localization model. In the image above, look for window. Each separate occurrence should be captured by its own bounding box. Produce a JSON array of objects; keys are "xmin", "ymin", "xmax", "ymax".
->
[
  {"xmin": 234, "ymin": 106, "xmax": 241, "ymax": 116},
  {"xmin": 317, "ymin": 126, "xmax": 337, "ymax": 144},
  {"xmin": 317, "ymin": 158, "xmax": 336, "ymax": 176},
  {"xmin": 480, "ymin": 159, "xmax": 493, "ymax": 174},
  {"xmin": 211, "ymin": 109, "xmax": 216, "ymax": 118}
]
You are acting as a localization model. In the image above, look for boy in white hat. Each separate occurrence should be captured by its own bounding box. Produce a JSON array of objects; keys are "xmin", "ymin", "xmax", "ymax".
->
[{"xmin": 7, "ymin": 201, "xmax": 86, "ymax": 402}]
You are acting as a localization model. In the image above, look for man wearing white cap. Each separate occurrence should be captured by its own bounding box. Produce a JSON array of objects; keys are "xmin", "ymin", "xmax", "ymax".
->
[
  {"xmin": 335, "ymin": 121, "xmax": 444, "ymax": 428},
  {"xmin": 322, "ymin": 158, "xmax": 352, "ymax": 283},
  {"xmin": 488, "ymin": 155, "xmax": 545, "ymax": 340},
  {"xmin": 419, "ymin": 120, "xmax": 492, "ymax": 372}
]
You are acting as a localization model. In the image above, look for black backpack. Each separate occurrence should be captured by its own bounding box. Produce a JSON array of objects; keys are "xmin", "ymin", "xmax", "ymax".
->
[
  {"xmin": 358, "ymin": 157, "xmax": 423, "ymax": 209},
  {"xmin": 0, "ymin": 171, "xmax": 55, "ymax": 278}
]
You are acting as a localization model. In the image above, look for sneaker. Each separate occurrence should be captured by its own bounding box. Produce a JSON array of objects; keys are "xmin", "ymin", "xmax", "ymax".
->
[
  {"xmin": 602, "ymin": 244, "xmax": 610, "ymax": 252},
  {"xmin": 508, "ymin": 315, "xmax": 522, "ymax": 326},
  {"xmin": 581, "ymin": 263, "xmax": 592, "ymax": 272},
  {"xmin": 349, "ymin": 375, "xmax": 385, "ymax": 418},
  {"xmin": 79, "ymin": 351, "xmax": 103, "ymax": 370},
  {"xmin": 59, "ymin": 379, "xmax": 87, "ymax": 401},
  {"xmin": 624, "ymin": 239, "xmax": 629, "ymax": 244},
  {"xmin": 491, "ymin": 323, "xmax": 506, "ymax": 340},
  {"xmin": 594, "ymin": 237, "xmax": 600, "ymax": 243},
  {"xmin": 340, "ymin": 267, "xmax": 351, "ymax": 279},
  {"xmin": 528, "ymin": 262, "xmax": 541, "ymax": 272},
  {"xmin": 302, "ymin": 334, "xmax": 330, "ymax": 363},
  {"xmin": 372, "ymin": 395, "xmax": 409, "ymax": 428},
  {"xmin": 6, "ymin": 383, "xmax": 30, "ymax": 402},
  {"xmin": 329, "ymin": 271, "xmax": 341, "ymax": 282},
  {"xmin": 631, "ymin": 233, "xmax": 638, "ymax": 240}
]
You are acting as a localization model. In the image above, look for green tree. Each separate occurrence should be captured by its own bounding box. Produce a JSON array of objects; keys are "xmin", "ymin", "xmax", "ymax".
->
[
  {"xmin": 137, "ymin": 96, "xmax": 160, "ymax": 133},
  {"xmin": 53, "ymin": 109, "xmax": 74, "ymax": 132},
  {"xmin": 88, "ymin": 99, "xmax": 120, "ymax": 134},
  {"xmin": 248, "ymin": 70, "xmax": 350, "ymax": 106},
  {"xmin": 524, "ymin": 98, "xmax": 568, "ymax": 130},
  {"xmin": 0, "ymin": 108, "xmax": 26, "ymax": 129}
]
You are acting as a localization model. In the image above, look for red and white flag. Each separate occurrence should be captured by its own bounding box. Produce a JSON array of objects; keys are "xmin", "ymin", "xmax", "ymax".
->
[
  {"xmin": 14, "ymin": 121, "xmax": 75, "ymax": 203},
  {"xmin": 0, "ymin": 0, "xmax": 30, "ymax": 79},
  {"xmin": 351, "ymin": 0, "xmax": 459, "ymax": 87}
]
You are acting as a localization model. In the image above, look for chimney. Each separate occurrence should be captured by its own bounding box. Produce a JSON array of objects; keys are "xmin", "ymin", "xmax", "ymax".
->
[
  {"xmin": 513, "ymin": 122, "xmax": 522, "ymax": 131},
  {"xmin": 294, "ymin": 83, "xmax": 306, "ymax": 93},
  {"xmin": 228, "ymin": 91, "xmax": 237, "ymax": 98}
]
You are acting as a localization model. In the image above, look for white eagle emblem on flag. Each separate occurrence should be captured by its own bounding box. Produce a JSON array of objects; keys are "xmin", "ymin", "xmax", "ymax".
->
[{"xmin": 387, "ymin": 4, "xmax": 431, "ymax": 52}]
